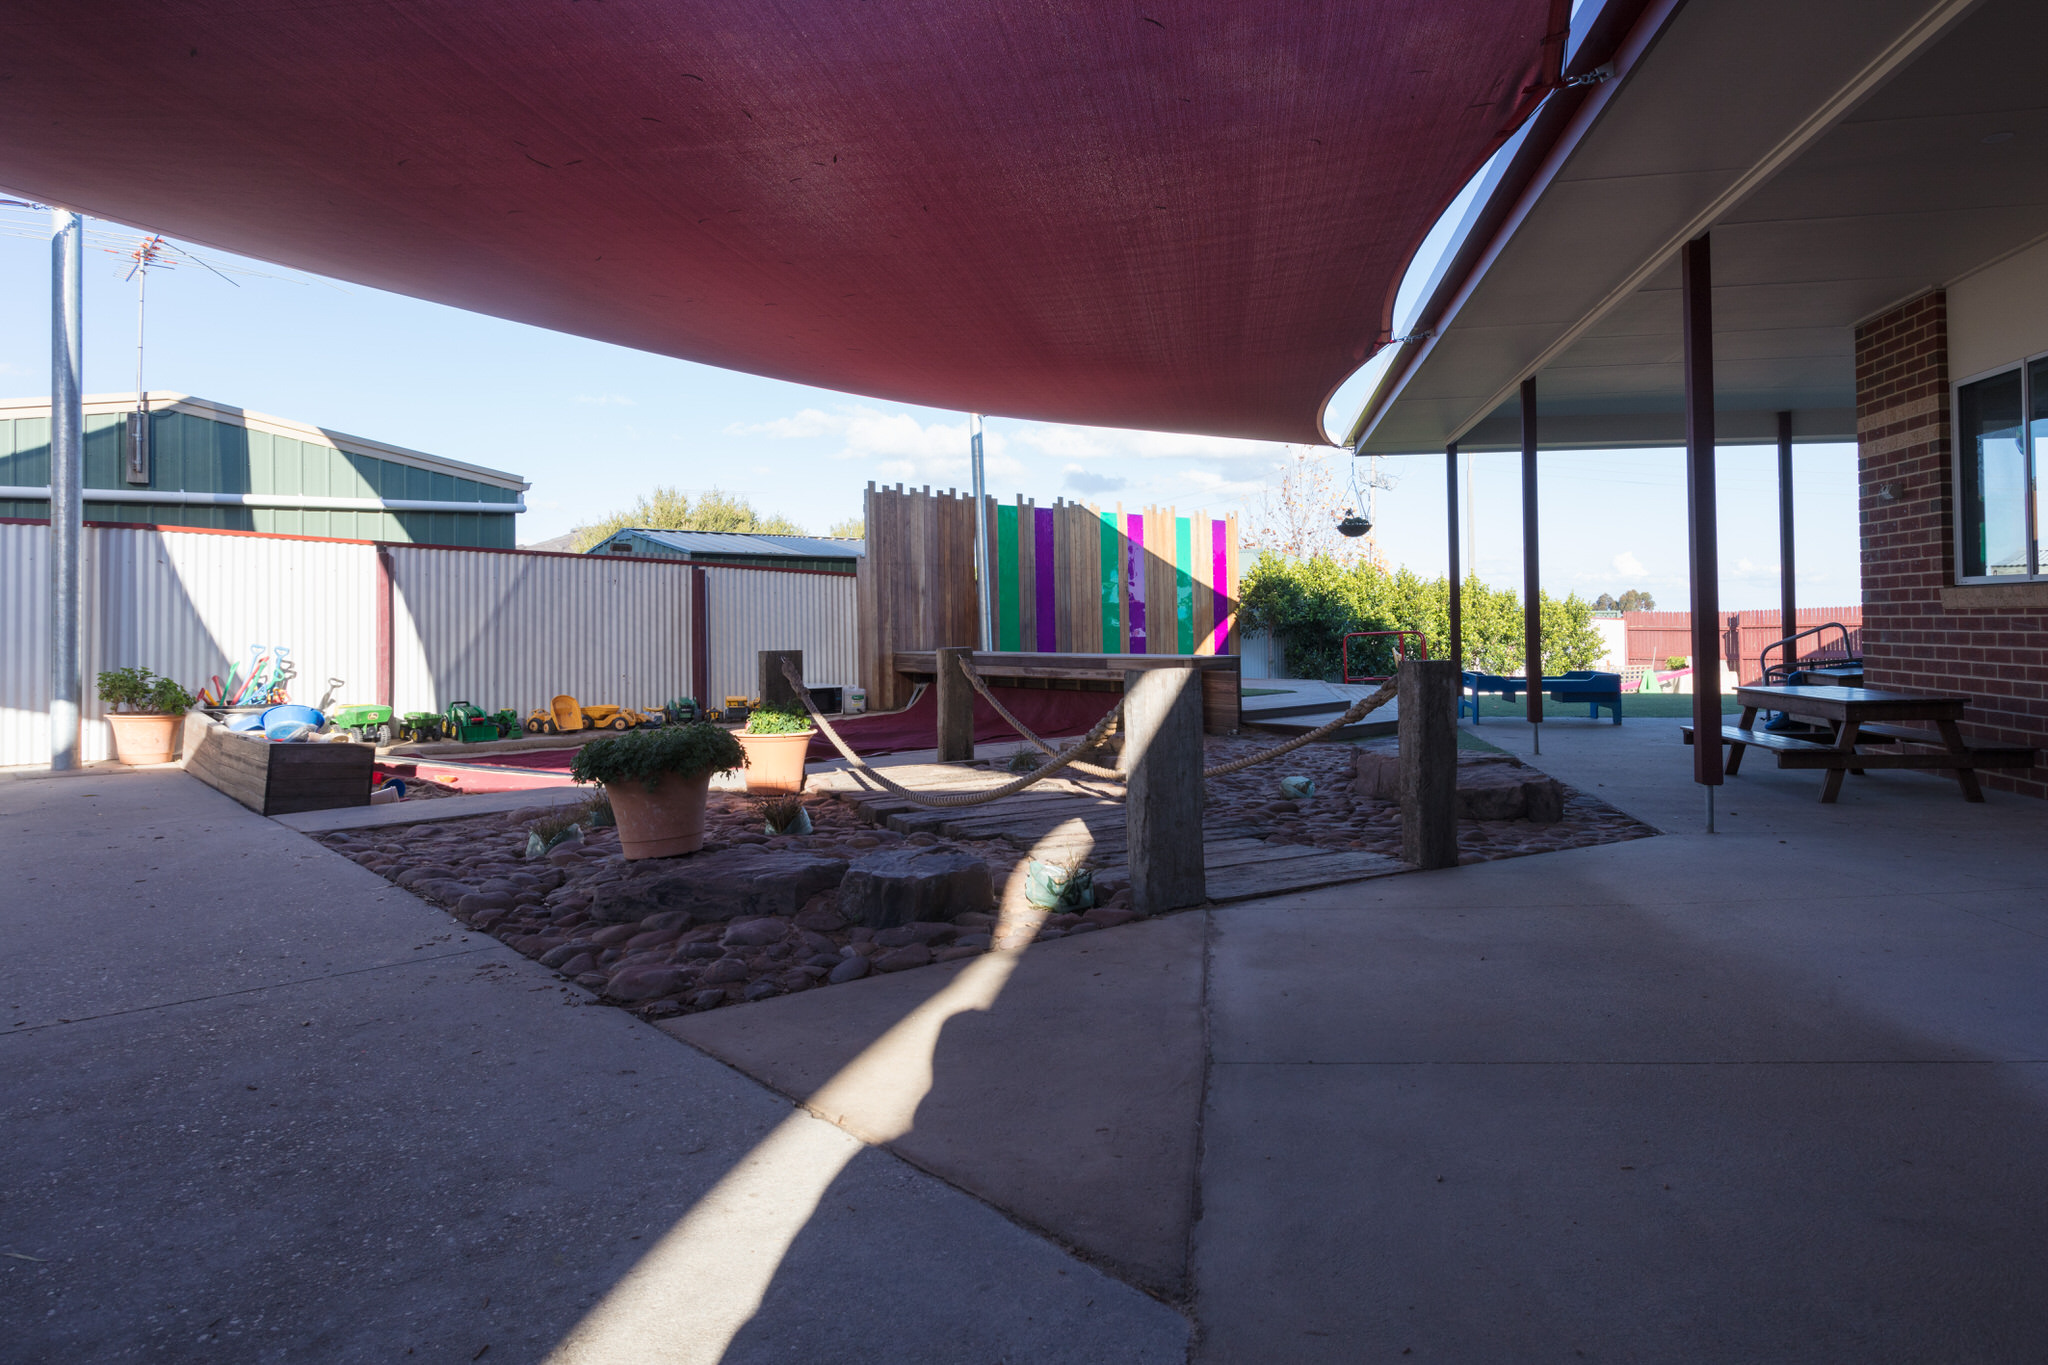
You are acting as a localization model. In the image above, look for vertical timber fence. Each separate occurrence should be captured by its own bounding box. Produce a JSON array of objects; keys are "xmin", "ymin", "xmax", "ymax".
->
[{"xmin": 857, "ymin": 482, "xmax": 1240, "ymax": 712}]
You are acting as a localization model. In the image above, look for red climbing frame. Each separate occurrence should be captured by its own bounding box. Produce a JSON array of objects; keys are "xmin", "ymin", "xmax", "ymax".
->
[{"xmin": 1341, "ymin": 630, "xmax": 1430, "ymax": 684}]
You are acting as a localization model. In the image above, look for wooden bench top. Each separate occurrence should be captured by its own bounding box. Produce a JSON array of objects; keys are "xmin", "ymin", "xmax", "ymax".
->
[
  {"xmin": 1682, "ymin": 723, "xmax": 2037, "ymax": 769},
  {"xmin": 1680, "ymin": 724, "xmax": 1833, "ymax": 753},
  {"xmin": 894, "ymin": 650, "xmax": 1241, "ymax": 678}
]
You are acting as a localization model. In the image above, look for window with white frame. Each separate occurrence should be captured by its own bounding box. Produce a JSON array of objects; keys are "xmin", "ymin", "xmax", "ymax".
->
[{"xmin": 1954, "ymin": 357, "xmax": 2047, "ymax": 581}]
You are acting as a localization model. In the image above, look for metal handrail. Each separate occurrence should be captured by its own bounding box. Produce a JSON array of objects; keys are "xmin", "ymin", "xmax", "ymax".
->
[{"xmin": 1758, "ymin": 621, "xmax": 1860, "ymax": 685}]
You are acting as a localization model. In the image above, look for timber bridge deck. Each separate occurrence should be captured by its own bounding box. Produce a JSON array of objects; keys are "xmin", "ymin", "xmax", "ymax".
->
[{"xmin": 811, "ymin": 763, "xmax": 1409, "ymax": 903}]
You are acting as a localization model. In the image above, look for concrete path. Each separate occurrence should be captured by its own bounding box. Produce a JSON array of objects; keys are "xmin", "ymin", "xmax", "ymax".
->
[
  {"xmin": 11, "ymin": 713, "xmax": 2048, "ymax": 1360},
  {"xmin": 1193, "ymin": 717, "xmax": 2048, "ymax": 1361},
  {"xmin": 0, "ymin": 766, "xmax": 1188, "ymax": 1363}
]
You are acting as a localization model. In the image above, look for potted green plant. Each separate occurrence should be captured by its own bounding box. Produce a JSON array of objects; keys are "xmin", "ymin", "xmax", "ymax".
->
[
  {"xmin": 97, "ymin": 666, "xmax": 195, "ymax": 765},
  {"xmin": 735, "ymin": 702, "xmax": 816, "ymax": 795},
  {"xmin": 569, "ymin": 722, "xmax": 745, "ymax": 859}
]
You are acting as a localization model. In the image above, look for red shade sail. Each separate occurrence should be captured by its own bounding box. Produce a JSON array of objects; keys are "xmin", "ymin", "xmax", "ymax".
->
[{"xmin": 0, "ymin": 2, "xmax": 1562, "ymax": 442}]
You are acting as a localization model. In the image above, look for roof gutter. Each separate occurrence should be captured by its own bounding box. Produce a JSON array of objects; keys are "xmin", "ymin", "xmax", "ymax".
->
[
  {"xmin": 0, "ymin": 485, "xmax": 524, "ymax": 514},
  {"xmin": 1344, "ymin": 0, "xmax": 1674, "ymax": 449}
]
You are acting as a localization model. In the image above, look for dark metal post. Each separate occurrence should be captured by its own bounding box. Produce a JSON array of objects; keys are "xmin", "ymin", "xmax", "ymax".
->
[
  {"xmin": 1777, "ymin": 410, "xmax": 1796, "ymax": 653},
  {"xmin": 49, "ymin": 208, "xmax": 83, "ymax": 772},
  {"xmin": 1682, "ymin": 234, "xmax": 1723, "ymax": 820},
  {"xmin": 1520, "ymin": 378, "xmax": 1541, "ymax": 748},
  {"xmin": 1446, "ymin": 443, "xmax": 1462, "ymax": 674}
]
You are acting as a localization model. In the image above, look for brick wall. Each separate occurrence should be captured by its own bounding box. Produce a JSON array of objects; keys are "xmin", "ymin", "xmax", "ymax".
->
[{"xmin": 1856, "ymin": 290, "xmax": 2048, "ymax": 798}]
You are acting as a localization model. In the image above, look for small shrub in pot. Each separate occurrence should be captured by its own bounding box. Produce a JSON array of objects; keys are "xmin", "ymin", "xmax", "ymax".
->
[
  {"xmin": 97, "ymin": 666, "xmax": 194, "ymax": 765},
  {"xmin": 736, "ymin": 702, "xmax": 815, "ymax": 795},
  {"xmin": 570, "ymin": 723, "xmax": 745, "ymax": 859}
]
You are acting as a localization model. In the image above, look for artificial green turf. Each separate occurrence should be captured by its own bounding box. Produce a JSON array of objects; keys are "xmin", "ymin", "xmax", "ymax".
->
[{"xmin": 1468, "ymin": 691, "xmax": 1738, "ymax": 720}]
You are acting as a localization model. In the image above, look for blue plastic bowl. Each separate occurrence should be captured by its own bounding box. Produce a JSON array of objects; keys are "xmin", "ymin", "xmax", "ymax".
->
[{"xmin": 261, "ymin": 703, "xmax": 325, "ymax": 738}]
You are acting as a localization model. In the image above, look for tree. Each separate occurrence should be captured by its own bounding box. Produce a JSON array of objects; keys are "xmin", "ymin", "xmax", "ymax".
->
[
  {"xmin": 1242, "ymin": 447, "xmax": 1383, "ymax": 568},
  {"xmin": 1595, "ymin": 589, "xmax": 1655, "ymax": 612},
  {"xmin": 1238, "ymin": 552, "xmax": 1605, "ymax": 680},
  {"xmin": 569, "ymin": 486, "xmax": 804, "ymax": 551},
  {"xmin": 826, "ymin": 516, "xmax": 865, "ymax": 539}
]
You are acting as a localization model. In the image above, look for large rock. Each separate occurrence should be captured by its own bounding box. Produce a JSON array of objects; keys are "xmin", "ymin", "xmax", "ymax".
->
[
  {"xmin": 837, "ymin": 847, "xmax": 995, "ymax": 929},
  {"xmin": 586, "ymin": 846, "xmax": 848, "ymax": 924},
  {"xmin": 1353, "ymin": 748, "xmax": 1564, "ymax": 824}
]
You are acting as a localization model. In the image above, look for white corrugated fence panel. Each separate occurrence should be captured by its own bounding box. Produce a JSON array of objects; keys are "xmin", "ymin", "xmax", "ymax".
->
[
  {"xmin": 702, "ymin": 566, "xmax": 858, "ymax": 705},
  {"xmin": 0, "ymin": 523, "xmax": 52, "ymax": 766},
  {"xmin": 387, "ymin": 547, "xmax": 693, "ymax": 717},
  {"xmin": 1, "ymin": 523, "xmax": 377, "ymax": 766}
]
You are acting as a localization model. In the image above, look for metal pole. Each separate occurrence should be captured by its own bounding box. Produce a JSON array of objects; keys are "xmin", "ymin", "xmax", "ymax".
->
[
  {"xmin": 1682, "ymin": 233, "xmax": 1724, "ymax": 809},
  {"xmin": 969, "ymin": 413, "xmax": 993, "ymax": 651},
  {"xmin": 1445, "ymin": 442, "xmax": 1462, "ymax": 673},
  {"xmin": 1520, "ymin": 377, "xmax": 1541, "ymax": 753},
  {"xmin": 1777, "ymin": 410, "xmax": 1796, "ymax": 651},
  {"xmin": 50, "ymin": 208, "xmax": 84, "ymax": 771}
]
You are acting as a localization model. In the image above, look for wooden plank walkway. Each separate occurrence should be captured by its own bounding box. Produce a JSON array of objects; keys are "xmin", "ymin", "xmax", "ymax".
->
[{"xmin": 811, "ymin": 763, "xmax": 1411, "ymax": 903}]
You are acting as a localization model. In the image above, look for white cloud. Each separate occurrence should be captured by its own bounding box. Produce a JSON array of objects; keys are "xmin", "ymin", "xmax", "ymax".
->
[
  {"xmin": 1736, "ymin": 557, "xmax": 1756, "ymax": 573},
  {"xmin": 1612, "ymin": 551, "xmax": 1645, "ymax": 577},
  {"xmin": 1064, "ymin": 466, "xmax": 1126, "ymax": 495},
  {"xmin": 574, "ymin": 393, "xmax": 635, "ymax": 406}
]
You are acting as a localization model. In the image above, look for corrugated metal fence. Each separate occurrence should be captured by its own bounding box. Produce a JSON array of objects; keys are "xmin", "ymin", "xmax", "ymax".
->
[
  {"xmin": 1, "ymin": 521, "xmax": 377, "ymax": 764},
  {"xmin": 1, "ymin": 522, "xmax": 861, "ymax": 767},
  {"xmin": 703, "ymin": 565, "xmax": 859, "ymax": 706},
  {"xmin": 1625, "ymin": 607, "xmax": 1863, "ymax": 683}
]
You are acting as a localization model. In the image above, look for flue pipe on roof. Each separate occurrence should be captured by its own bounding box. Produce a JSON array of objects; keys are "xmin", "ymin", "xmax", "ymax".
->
[{"xmin": 49, "ymin": 208, "xmax": 82, "ymax": 772}]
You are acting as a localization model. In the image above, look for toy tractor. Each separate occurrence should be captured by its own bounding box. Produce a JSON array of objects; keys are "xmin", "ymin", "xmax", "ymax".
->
[
  {"xmin": 399, "ymin": 711, "xmax": 446, "ymax": 743},
  {"xmin": 488, "ymin": 707, "xmax": 521, "ymax": 739},
  {"xmin": 445, "ymin": 701, "xmax": 500, "ymax": 743},
  {"xmin": 328, "ymin": 703, "xmax": 395, "ymax": 746},
  {"xmin": 665, "ymin": 696, "xmax": 699, "ymax": 725}
]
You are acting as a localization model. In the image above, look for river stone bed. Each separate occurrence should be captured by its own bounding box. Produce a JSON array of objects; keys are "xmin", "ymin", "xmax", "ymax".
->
[
  {"xmin": 319, "ymin": 744, "xmax": 1653, "ymax": 1021},
  {"xmin": 314, "ymin": 793, "xmax": 1129, "ymax": 1022}
]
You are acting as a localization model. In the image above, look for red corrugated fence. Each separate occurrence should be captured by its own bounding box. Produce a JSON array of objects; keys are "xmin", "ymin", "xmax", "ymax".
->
[{"xmin": 1623, "ymin": 607, "xmax": 1862, "ymax": 684}]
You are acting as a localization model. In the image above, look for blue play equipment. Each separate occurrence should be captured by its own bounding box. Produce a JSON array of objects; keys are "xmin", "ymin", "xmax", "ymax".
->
[{"xmin": 1461, "ymin": 670, "xmax": 1623, "ymax": 724}]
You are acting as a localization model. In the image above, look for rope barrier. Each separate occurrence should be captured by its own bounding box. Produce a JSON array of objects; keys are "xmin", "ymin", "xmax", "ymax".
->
[
  {"xmin": 956, "ymin": 660, "xmax": 1124, "ymax": 781},
  {"xmin": 783, "ymin": 657, "xmax": 1399, "ymax": 807},
  {"xmin": 782, "ymin": 658, "xmax": 1127, "ymax": 808},
  {"xmin": 1200, "ymin": 675, "xmax": 1399, "ymax": 777}
]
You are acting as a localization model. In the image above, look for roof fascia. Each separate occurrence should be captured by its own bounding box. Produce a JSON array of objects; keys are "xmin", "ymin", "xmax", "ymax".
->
[
  {"xmin": 1347, "ymin": 0, "xmax": 1677, "ymax": 449},
  {"xmin": 1358, "ymin": 0, "xmax": 1985, "ymax": 453}
]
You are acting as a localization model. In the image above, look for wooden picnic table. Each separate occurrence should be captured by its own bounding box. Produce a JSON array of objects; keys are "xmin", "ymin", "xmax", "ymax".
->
[{"xmin": 1683, "ymin": 684, "xmax": 2037, "ymax": 804}]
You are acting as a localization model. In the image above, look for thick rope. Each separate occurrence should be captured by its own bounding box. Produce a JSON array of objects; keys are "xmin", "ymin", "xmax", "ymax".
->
[
  {"xmin": 1202, "ymin": 675, "xmax": 1400, "ymax": 778},
  {"xmin": 782, "ymin": 659, "xmax": 1126, "ymax": 808},
  {"xmin": 956, "ymin": 660, "xmax": 1125, "ymax": 781}
]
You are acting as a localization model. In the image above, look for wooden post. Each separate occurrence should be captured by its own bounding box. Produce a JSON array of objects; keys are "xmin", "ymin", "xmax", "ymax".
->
[
  {"xmin": 690, "ymin": 567, "xmax": 710, "ymax": 708},
  {"xmin": 1399, "ymin": 660, "xmax": 1460, "ymax": 870},
  {"xmin": 1122, "ymin": 665, "xmax": 1206, "ymax": 915},
  {"xmin": 1445, "ymin": 442, "xmax": 1462, "ymax": 673},
  {"xmin": 1520, "ymin": 378, "xmax": 1542, "ymax": 734},
  {"xmin": 1682, "ymin": 233, "xmax": 1724, "ymax": 804},
  {"xmin": 1777, "ymin": 410, "xmax": 1796, "ymax": 654},
  {"xmin": 759, "ymin": 649, "xmax": 804, "ymax": 711},
  {"xmin": 936, "ymin": 646, "xmax": 975, "ymax": 762}
]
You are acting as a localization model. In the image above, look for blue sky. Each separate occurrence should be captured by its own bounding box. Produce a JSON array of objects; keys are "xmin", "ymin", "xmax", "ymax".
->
[{"xmin": 0, "ymin": 204, "xmax": 1860, "ymax": 611}]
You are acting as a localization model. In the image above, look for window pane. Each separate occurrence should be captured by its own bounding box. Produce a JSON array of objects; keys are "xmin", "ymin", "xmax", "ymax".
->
[{"xmin": 1958, "ymin": 369, "xmax": 2027, "ymax": 577}]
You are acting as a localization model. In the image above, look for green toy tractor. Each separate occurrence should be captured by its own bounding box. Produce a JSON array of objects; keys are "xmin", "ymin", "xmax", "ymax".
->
[
  {"xmin": 328, "ymin": 703, "xmax": 395, "ymax": 746},
  {"xmin": 399, "ymin": 711, "xmax": 446, "ymax": 743},
  {"xmin": 444, "ymin": 701, "xmax": 500, "ymax": 743}
]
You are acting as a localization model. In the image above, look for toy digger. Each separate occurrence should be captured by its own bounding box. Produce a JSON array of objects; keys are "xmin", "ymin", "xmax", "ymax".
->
[{"xmin": 523, "ymin": 694, "xmax": 657, "ymax": 735}]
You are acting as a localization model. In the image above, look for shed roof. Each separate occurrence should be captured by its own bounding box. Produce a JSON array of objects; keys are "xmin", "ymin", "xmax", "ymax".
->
[{"xmin": 606, "ymin": 528, "xmax": 864, "ymax": 560}]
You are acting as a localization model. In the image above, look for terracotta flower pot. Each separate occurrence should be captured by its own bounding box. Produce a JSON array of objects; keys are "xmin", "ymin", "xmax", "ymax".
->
[
  {"xmin": 107, "ymin": 712, "xmax": 181, "ymax": 766},
  {"xmin": 605, "ymin": 768, "xmax": 714, "ymax": 860},
  {"xmin": 737, "ymin": 729, "xmax": 815, "ymax": 794}
]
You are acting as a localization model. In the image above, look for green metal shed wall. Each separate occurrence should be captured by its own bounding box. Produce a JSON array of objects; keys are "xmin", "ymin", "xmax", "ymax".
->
[{"xmin": 0, "ymin": 409, "xmax": 517, "ymax": 547}]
